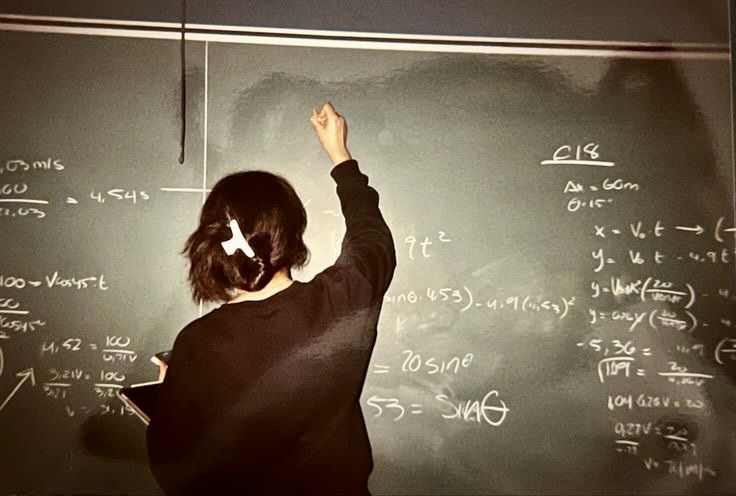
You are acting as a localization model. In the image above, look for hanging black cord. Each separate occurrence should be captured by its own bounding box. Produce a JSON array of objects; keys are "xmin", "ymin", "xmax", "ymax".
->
[{"xmin": 178, "ymin": 0, "xmax": 187, "ymax": 164}]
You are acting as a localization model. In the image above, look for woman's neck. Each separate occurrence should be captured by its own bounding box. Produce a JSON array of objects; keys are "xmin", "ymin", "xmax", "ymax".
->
[{"xmin": 228, "ymin": 268, "xmax": 294, "ymax": 303}]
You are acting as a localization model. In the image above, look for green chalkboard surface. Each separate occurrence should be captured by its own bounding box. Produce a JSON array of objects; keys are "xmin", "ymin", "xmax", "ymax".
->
[{"xmin": 0, "ymin": 28, "xmax": 734, "ymax": 495}]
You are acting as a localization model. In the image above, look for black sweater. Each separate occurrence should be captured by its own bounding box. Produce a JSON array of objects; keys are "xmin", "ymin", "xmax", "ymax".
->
[{"xmin": 146, "ymin": 160, "xmax": 396, "ymax": 495}]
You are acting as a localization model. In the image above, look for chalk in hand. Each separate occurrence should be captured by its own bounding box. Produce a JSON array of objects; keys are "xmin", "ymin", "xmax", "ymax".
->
[{"xmin": 221, "ymin": 218, "xmax": 255, "ymax": 258}]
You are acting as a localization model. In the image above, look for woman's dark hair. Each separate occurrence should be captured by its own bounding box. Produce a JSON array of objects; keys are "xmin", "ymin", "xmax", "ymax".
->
[{"xmin": 183, "ymin": 170, "xmax": 309, "ymax": 302}]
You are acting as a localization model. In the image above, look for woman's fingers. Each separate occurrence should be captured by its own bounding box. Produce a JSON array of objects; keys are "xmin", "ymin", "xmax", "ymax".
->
[
  {"xmin": 310, "ymin": 102, "xmax": 350, "ymax": 165},
  {"xmin": 309, "ymin": 108, "xmax": 324, "ymax": 130},
  {"xmin": 321, "ymin": 101, "xmax": 336, "ymax": 116},
  {"xmin": 311, "ymin": 107, "xmax": 329, "ymax": 124}
]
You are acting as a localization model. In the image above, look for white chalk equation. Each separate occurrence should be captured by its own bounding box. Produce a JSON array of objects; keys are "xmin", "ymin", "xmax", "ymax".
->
[
  {"xmin": 41, "ymin": 336, "xmax": 137, "ymax": 364},
  {"xmin": 0, "ymin": 297, "xmax": 46, "ymax": 339},
  {"xmin": 536, "ymin": 135, "xmax": 736, "ymax": 485},
  {"xmin": 89, "ymin": 189, "xmax": 149, "ymax": 204},
  {"xmin": 607, "ymin": 394, "xmax": 708, "ymax": 413},
  {"xmin": 586, "ymin": 355, "xmax": 713, "ymax": 386},
  {"xmin": 0, "ymin": 159, "xmax": 57, "ymax": 218},
  {"xmin": 577, "ymin": 338, "xmax": 652, "ymax": 358},
  {"xmin": 544, "ymin": 144, "xmax": 634, "ymax": 211},
  {"xmin": 642, "ymin": 457, "xmax": 717, "ymax": 482},
  {"xmin": 0, "ymin": 315, "xmax": 46, "ymax": 338},
  {"xmin": 563, "ymin": 178, "xmax": 640, "ymax": 212},
  {"xmin": 366, "ymin": 390, "xmax": 509, "ymax": 426},
  {"xmin": 593, "ymin": 217, "xmax": 736, "ymax": 243},
  {"xmin": 0, "ymin": 272, "xmax": 108, "ymax": 291},
  {"xmin": 587, "ymin": 308, "xmax": 699, "ymax": 333},
  {"xmin": 0, "ymin": 159, "xmax": 155, "ymax": 215},
  {"xmin": 372, "ymin": 349, "xmax": 474, "ymax": 376},
  {"xmin": 29, "ymin": 335, "xmax": 141, "ymax": 418},
  {"xmin": 613, "ymin": 420, "xmax": 698, "ymax": 456},
  {"xmin": 403, "ymin": 232, "xmax": 452, "ymax": 260},
  {"xmin": 383, "ymin": 287, "xmax": 575, "ymax": 319},
  {"xmin": 0, "ymin": 158, "xmax": 64, "ymax": 174},
  {"xmin": 589, "ymin": 276, "xmax": 695, "ymax": 307}
]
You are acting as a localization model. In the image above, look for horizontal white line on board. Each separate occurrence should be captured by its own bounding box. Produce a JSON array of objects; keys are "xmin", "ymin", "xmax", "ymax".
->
[
  {"xmin": 194, "ymin": 24, "xmax": 728, "ymax": 50},
  {"xmin": 540, "ymin": 159, "xmax": 616, "ymax": 167},
  {"xmin": 0, "ymin": 13, "xmax": 727, "ymax": 49},
  {"xmin": 0, "ymin": 17, "xmax": 728, "ymax": 59},
  {"xmin": 0, "ymin": 13, "xmax": 174, "ymax": 29},
  {"xmin": 0, "ymin": 198, "xmax": 49, "ymax": 204},
  {"xmin": 657, "ymin": 372, "xmax": 714, "ymax": 378},
  {"xmin": 160, "ymin": 187, "xmax": 212, "ymax": 193}
]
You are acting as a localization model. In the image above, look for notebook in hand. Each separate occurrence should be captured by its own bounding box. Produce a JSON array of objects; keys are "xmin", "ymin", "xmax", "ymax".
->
[{"xmin": 118, "ymin": 381, "xmax": 161, "ymax": 425}]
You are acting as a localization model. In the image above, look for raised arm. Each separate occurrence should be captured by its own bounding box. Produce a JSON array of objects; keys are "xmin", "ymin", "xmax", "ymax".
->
[{"xmin": 310, "ymin": 102, "xmax": 396, "ymax": 305}]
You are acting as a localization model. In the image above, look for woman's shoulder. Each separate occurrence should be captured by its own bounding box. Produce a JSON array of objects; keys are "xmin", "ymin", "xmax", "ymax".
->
[
  {"xmin": 305, "ymin": 262, "xmax": 374, "ymax": 315},
  {"xmin": 173, "ymin": 310, "xmax": 224, "ymax": 346}
]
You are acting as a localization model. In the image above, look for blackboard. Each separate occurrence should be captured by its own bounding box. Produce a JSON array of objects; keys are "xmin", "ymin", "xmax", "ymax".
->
[{"xmin": 1, "ymin": 24, "xmax": 735, "ymax": 495}]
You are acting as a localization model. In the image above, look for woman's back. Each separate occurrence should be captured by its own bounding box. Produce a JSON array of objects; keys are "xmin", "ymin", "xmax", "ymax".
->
[{"xmin": 147, "ymin": 136, "xmax": 396, "ymax": 493}]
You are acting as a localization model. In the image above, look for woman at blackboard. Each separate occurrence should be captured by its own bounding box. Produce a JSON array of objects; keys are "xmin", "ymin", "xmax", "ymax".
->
[{"xmin": 146, "ymin": 102, "xmax": 396, "ymax": 495}]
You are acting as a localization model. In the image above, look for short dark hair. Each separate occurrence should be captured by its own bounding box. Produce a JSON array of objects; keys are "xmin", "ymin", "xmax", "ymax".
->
[{"xmin": 183, "ymin": 170, "xmax": 309, "ymax": 302}]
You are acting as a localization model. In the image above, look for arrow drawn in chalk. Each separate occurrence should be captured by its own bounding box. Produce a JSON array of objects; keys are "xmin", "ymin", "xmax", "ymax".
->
[
  {"xmin": 0, "ymin": 368, "xmax": 35, "ymax": 411},
  {"xmin": 674, "ymin": 225, "xmax": 704, "ymax": 235}
]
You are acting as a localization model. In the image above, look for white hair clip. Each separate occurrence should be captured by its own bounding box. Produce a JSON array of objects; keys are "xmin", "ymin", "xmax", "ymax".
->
[{"xmin": 221, "ymin": 218, "xmax": 255, "ymax": 258}]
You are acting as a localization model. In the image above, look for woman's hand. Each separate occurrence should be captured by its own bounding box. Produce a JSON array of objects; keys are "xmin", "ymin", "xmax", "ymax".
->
[{"xmin": 309, "ymin": 102, "xmax": 352, "ymax": 166}]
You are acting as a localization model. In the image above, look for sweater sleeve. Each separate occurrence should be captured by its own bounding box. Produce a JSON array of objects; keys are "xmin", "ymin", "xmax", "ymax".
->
[
  {"xmin": 146, "ymin": 327, "xmax": 211, "ymax": 494},
  {"xmin": 316, "ymin": 159, "xmax": 396, "ymax": 309}
]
